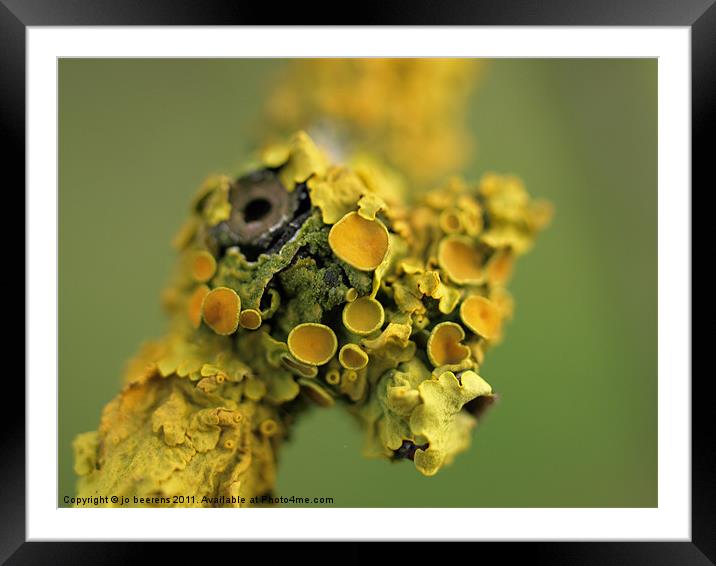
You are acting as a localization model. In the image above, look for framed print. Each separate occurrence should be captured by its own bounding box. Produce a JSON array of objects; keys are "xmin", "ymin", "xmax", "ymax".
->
[{"xmin": 6, "ymin": 0, "xmax": 708, "ymax": 562}]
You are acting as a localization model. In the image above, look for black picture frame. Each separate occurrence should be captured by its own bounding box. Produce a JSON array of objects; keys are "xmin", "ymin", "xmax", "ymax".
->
[{"xmin": 5, "ymin": 1, "xmax": 707, "ymax": 563}]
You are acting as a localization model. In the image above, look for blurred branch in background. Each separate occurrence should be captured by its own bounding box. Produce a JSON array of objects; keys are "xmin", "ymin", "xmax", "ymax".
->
[{"xmin": 263, "ymin": 59, "xmax": 484, "ymax": 190}]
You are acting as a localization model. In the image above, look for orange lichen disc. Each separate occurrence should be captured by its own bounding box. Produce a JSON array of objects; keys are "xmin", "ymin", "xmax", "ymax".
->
[
  {"xmin": 338, "ymin": 344, "xmax": 369, "ymax": 370},
  {"xmin": 239, "ymin": 309, "xmax": 262, "ymax": 330},
  {"xmin": 427, "ymin": 322, "xmax": 470, "ymax": 367},
  {"xmin": 460, "ymin": 295, "xmax": 502, "ymax": 340},
  {"xmin": 328, "ymin": 211, "xmax": 389, "ymax": 271},
  {"xmin": 486, "ymin": 249, "xmax": 514, "ymax": 287},
  {"xmin": 439, "ymin": 209, "xmax": 463, "ymax": 234},
  {"xmin": 324, "ymin": 368, "xmax": 342, "ymax": 385},
  {"xmin": 201, "ymin": 287, "xmax": 241, "ymax": 335},
  {"xmin": 259, "ymin": 419, "xmax": 279, "ymax": 436},
  {"xmin": 437, "ymin": 235, "xmax": 486, "ymax": 285},
  {"xmin": 287, "ymin": 323, "xmax": 338, "ymax": 366},
  {"xmin": 191, "ymin": 250, "xmax": 217, "ymax": 282},
  {"xmin": 342, "ymin": 296, "xmax": 385, "ymax": 335},
  {"xmin": 188, "ymin": 285, "xmax": 210, "ymax": 329}
]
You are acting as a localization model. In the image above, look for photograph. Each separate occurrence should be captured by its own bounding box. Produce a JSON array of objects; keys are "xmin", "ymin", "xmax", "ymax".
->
[
  {"xmin": 58, "ymin": 57, "xmax": 657, "ymax": 509},
  {"xmin": 7, "ymin": 10, "xmax": 704, "ymax": 560}
]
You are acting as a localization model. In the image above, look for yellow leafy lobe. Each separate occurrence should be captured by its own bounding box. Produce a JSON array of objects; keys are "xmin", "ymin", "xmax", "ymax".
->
[
  {"xmin": 262, "ymin": 131, "xmax": 328, "ymax": 191},
  {"xmin": 199, "ymin": 175, "xmax": 232, "ymax": 227},
  {"xmin": 307, "ymin": 166, "xmax": 370, "ymax": 224},
  {"xmin": 410, "ymin": 371, "xmax": 492, "ymax": 476}
]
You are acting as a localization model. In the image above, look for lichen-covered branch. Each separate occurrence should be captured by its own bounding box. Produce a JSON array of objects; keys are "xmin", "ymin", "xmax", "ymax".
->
[{"xmin": 74, "ymin": 61, "xmax": 551, "ymax": 507}]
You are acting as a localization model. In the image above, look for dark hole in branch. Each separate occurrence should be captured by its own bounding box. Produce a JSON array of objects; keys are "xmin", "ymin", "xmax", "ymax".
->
[{"xmin": 243, "ymin": 198, "xmax": 272, "ymax": 223}]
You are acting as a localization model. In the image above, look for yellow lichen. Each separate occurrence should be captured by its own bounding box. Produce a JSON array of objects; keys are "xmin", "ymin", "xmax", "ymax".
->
[
  {"xmin": 266, "ymin": 131, "xmax": 328, "ymax": 191},
  {"xmin": 299, "ymin": 378, "xmax": 336, "ymax": 407},
  {"xmin": 307, "ymin": 166, "xmax": 369, "ymax": 224},
  {"xmin": 339, "ymin": 368, "xmax": 367, "ymax": 402},
  {"xmin": 486, "ymin": 249, "xmax": 514, "ymax": 286},
  {"xmin": 172, "ymin": 217, "xmax": 198, "ymax": 251},
  {"xmin": 281, "ymin": 354, "xmax": 319, "ymax": 378},
  {"xmin": 338, "ymin": 344, "xmax": 369, "ymax": 370},
  {"xmin": 439, "ymin": 209, "xmax": 463, "ymax": 234},
  {"xmin": 437, "ymin": 235, "xmax": 486, "ymax": 285},
  {"xmin": 187, "ymin": 285, "xmax": 210, "ymax": 329},
  {"xmin": 265, "ymin": 59, "xmax": 483, "ymax": 187},
  {"xmin": 323, "ymin": 362, "xmax": 342, "ymax": 386},
  {"xmin": 239, "ymin": 309, "xmax": 262, "ymax": 330},
  {"xmin": 357, "ymin": 192, "xmax": 387, "ymax": 221},
  {"xmin": 287, "ymin": 323, "xmax": 338, "ymax": 366},
  {"xmin": 426, "ymin": 322, "xmax": 470, "ymax": 367},
  {"xmin": 202, "ymin": 287, "xmax": 241, "ymax": 335},
  {"xmin": 460, "ymin": 295, "xmax": 502, "ymax": 340},
  {"xmin": 479, "ymin": 173, "xmax": 529, "ymax": 222},
  {"xmin": 260, "ymin": 142, "xmax": 290, "ymax": 168},
  {"xmin": 342, "ymin": 296, "xmax": 385, "ymax": 336},
  {"xmin": 191, "ymin": 250, "xmax": 217, "ymax": 283},
  {"xmin": 328, "ymin": 212, "xmax": 389, "ymax": 271},
  {"xmin": 490, "ymin": 286, "xmax": 515, "ymax": 320},
  {"xmin": 349, "ymin": 152, "xmax": 407, "ymax": 208},
  {"xmin": 75, "ymin": 92, "xmax": 551, "ymax": 504},
  {"xmin": 411, "ymin": 370, "xmax": 492, "ymax": 476},
  {"xmin": 259, "ymin": 419, "xmax": 279, "ymax": 437},
  {"xmin": 200, "ymin": 175, "xmax": 232, "ymax": 226}
]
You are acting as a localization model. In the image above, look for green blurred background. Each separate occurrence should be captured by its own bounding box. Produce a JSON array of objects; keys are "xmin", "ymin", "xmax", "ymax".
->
[{"xmin": 59, "ymin": 59, "xmax": 657, "ymax": 507}]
